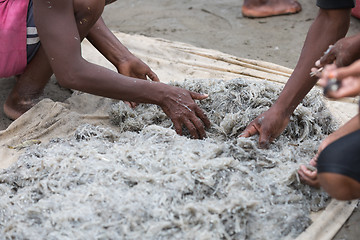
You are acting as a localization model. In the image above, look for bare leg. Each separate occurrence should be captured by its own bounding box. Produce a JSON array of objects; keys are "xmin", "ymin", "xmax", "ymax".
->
[
  {"xmin": 3, "ymin": 0, "xmax": 104, "ymax": 120},
  {"xmin": 242, "ymin": 0, "xmax": 301, "ymax": 18},
  {"xmin": 318, "ymin": 173, "xmax": 360, "ymax": 200},
  {"xmin": 4, "ymin": 47, "xmax": 52, "ymax": 120}
]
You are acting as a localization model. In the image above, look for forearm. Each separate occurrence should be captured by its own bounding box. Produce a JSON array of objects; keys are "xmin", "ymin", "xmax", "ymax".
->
[
  {"xmin": 87, "ymin": 17, "xmax": 133, "ymax": 67},
  {"xmin": 34, "ymin": 0, "xmax": 164, "ymax": 105},
  {"xmin": 62, "ymin": 59, "xmax": 165, "ymax": 104},
  {"xmin": 274, "ymin": 9, "xmax": 351, "ymax": 116}
]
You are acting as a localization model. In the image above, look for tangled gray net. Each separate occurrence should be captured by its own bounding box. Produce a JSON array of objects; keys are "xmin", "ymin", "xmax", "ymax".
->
[{"xmin": 0, "ymin": 78, "xmax": 337, "ymax": 240}]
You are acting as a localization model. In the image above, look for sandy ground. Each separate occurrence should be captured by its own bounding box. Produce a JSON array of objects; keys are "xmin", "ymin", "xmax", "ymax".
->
[{"xmin": 0, "ymin": 0, "xmax": 359, "ymax": 238}]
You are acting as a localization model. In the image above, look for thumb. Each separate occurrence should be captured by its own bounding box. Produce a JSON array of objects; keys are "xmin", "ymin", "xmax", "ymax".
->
[
  {"xmin": 190, "ymin": 91, "xmax": 208, "ymax": 100},
  {"xmin": 147, "ymin": 70, "xmax": 160, "ymax": 82}
]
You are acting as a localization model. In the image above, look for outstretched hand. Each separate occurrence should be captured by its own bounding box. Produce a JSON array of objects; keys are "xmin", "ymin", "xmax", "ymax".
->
[
  {"xmin": 240, "ymin": 107, "xmax": 289, "ymax": 148},
  {"xmin": 160, "ymin": 86, "xmax": 211, "ymax": 139}
]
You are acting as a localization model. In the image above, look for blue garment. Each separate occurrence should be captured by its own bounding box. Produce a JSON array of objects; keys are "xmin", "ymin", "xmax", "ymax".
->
[{"xmin": 26, "ymin": 0, "xmax": 40, "ymax": 63}]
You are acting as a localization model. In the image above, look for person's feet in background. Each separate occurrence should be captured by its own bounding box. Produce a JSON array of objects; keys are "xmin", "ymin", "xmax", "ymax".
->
[
  {"xmin": 242, "ymin": 0, "xmax": 301, "ymax": 18},
  {"xmin": 351, "ymin": 0, "xmax": 360, "ymax": 19}
]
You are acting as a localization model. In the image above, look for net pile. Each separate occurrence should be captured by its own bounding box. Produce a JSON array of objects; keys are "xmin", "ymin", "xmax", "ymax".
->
[{"xmin": 0, "ymin": 78, "xmax": 337, "ymax": 239}]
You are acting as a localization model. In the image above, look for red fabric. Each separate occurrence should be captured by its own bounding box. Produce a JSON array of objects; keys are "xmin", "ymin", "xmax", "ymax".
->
[
  {"xmin": 352, "ymin": 0, "xmax": 360, "ymax": 19},
  {"xmin": 0, "ymin": 0, "xmax": 29, "ymax": 78}
]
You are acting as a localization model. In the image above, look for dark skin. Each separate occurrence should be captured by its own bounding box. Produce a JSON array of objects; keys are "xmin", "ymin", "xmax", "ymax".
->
[
  {"xmin": 241, "ymin": 8, "xmax": 351, "ymax": 148},
  {"xmin": 315, "ymin": 34, "xmax": 360, "ymax": 69},
  {"xmin": 4, "ymin": 0, "xmax": 210, "ymax": 139},
  {"xmin": 242, "ymin": 0, "xmax": 301, "ymax": 18},
  {"xmin": 298, "ymin": 35, "xmax": 360, "ymax": 189},
  {"xmin": 299, "ymin": 63, "xmax": 360, "ymax": 200}
]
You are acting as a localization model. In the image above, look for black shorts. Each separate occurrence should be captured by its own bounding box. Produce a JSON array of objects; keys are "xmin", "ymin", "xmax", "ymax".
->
[
  {"xmin": 26, "ymin": 0, "xmax": 41, "ymax": 63},
  {"xmin": 317, "ymin": 129, "xmax": 360, "ymax": 183},
  {"xmin": 316, "ymin": 0, "xmax": 355, "ymax": 9}
]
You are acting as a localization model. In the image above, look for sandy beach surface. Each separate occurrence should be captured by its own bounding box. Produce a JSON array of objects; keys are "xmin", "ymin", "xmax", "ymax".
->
[{"xmin": 0, "ymin": 0, "xmax": 359, "ymax": 238}]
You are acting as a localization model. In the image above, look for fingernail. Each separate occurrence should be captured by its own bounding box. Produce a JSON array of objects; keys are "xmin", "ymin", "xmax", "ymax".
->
[{"xmin": 315, "ymin": 60, "xmax": 320, "ymax": 67}]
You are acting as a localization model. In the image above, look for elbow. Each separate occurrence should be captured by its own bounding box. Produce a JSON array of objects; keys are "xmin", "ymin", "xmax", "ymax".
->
[
  {"xmin": 55, "ymin": 72, "xmax": 77, "ymax": 89},
  {"xmin": 52, "ymin": 63, "xmax": 84, "ymax": 90}
]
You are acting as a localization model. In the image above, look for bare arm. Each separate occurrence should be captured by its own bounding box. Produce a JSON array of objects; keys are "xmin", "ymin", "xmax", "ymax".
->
[
  {"xmin": 34, "ymin": 0, "xmax": 157, "ymax": 102},
  {"xmin": 241, "ymin": 8, "xmax": 351, "ymax": 147},
  {"xmin": 275, "ymin": 8, "xmax": 351, "ymax": 115},
  {"xmin": 86, "ymin": 17, "xmax": 159, "ymax": 81},
  {"xmin": 33, "ymin": 0, "xmax": 210, "ymax": 138},
  {"xmin": 86, "ymin": 17, "xmax": 131, "ymax": 69}
]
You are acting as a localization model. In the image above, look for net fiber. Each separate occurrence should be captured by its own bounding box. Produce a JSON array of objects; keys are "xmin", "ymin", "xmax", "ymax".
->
[{"xmin": 0, "ymin": 78, "xmax": 336, "ymax": 239}]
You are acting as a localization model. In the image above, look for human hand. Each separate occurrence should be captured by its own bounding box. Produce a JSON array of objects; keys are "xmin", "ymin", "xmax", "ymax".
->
[
  {"xmin": 159, "ymin": 86, "xmax": 211, "ymax": 139},
  {"xmin": 297, "ymin": 133, "xmax": 337, "ymax": 188},
  {"xmin": 117, "ymin": 55, "xmax": 160, "ymax": 107},
  {"xmin": 116, "ymin": 55, "xmax": 159, "ymax": 82},
  {"xmin": 297, "ymin": 165, "xmax": 319, "ymax": 188},
  {"xmin": 240, "ymin": 107, "xmax": 290, "ymax": 148},
  {"xmin": 315, "ymin": 35, "xmax": 360, "ymax": 69},
  {"xmin": 318, "ymin": 61, "xmax": 360, "ymax": 98}
]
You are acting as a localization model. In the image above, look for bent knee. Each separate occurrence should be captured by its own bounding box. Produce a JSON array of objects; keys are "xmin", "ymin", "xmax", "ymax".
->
[
  {"xmin": 318, "ymin": 173, "xmax": 360, "ymax": 200},
  {"xmin": 73, "ymin": 0, "xmax": 104, "ymax": 27}
]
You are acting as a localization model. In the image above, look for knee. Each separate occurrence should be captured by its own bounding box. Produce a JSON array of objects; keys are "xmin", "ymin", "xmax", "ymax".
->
[
  {"xmin": 318, "ymin": 173, "xmax": 360, "ymax": 200},
  {"xmin": 73, "ymin": 0, "xmax": 104, "ymax": 27}
]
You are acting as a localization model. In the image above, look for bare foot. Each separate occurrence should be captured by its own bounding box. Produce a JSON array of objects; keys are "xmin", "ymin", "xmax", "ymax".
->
[
  {"xmin": 242, "ymin": 0, "xmax": 301, "ymax": 18},
  {"xmin": 3, "ymin": 89, "xmax": 42, "ymax": 120}
]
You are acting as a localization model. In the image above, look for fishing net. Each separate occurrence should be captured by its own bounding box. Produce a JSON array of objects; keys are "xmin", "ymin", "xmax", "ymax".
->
[{"xmin": 0, "ymin": 78, "xmax": 336, "ymax": 239}]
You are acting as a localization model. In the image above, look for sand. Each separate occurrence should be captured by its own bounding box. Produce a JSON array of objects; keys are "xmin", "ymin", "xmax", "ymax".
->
[{"xmin": 0, "ymin": 0, "xmax": 359, "ymax": 238}]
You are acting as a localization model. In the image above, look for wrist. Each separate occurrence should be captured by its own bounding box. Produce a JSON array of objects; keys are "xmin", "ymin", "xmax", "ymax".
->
[
  {"xmin": 272, "ymin": 99, "xmax": 295, "ymax": 118},
  {"xmin": 138, "ymin": 81, "xmax": 167, "ymax": 105},
  {"xmin": 113, "ymin": 49, "xmax": 133, "ymax": 67}
]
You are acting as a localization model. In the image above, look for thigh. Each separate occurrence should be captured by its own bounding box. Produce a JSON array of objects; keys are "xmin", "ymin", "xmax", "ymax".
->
[{"xmin": 317, "ymin": 129, "xmax": 360, "ymax": 183}]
